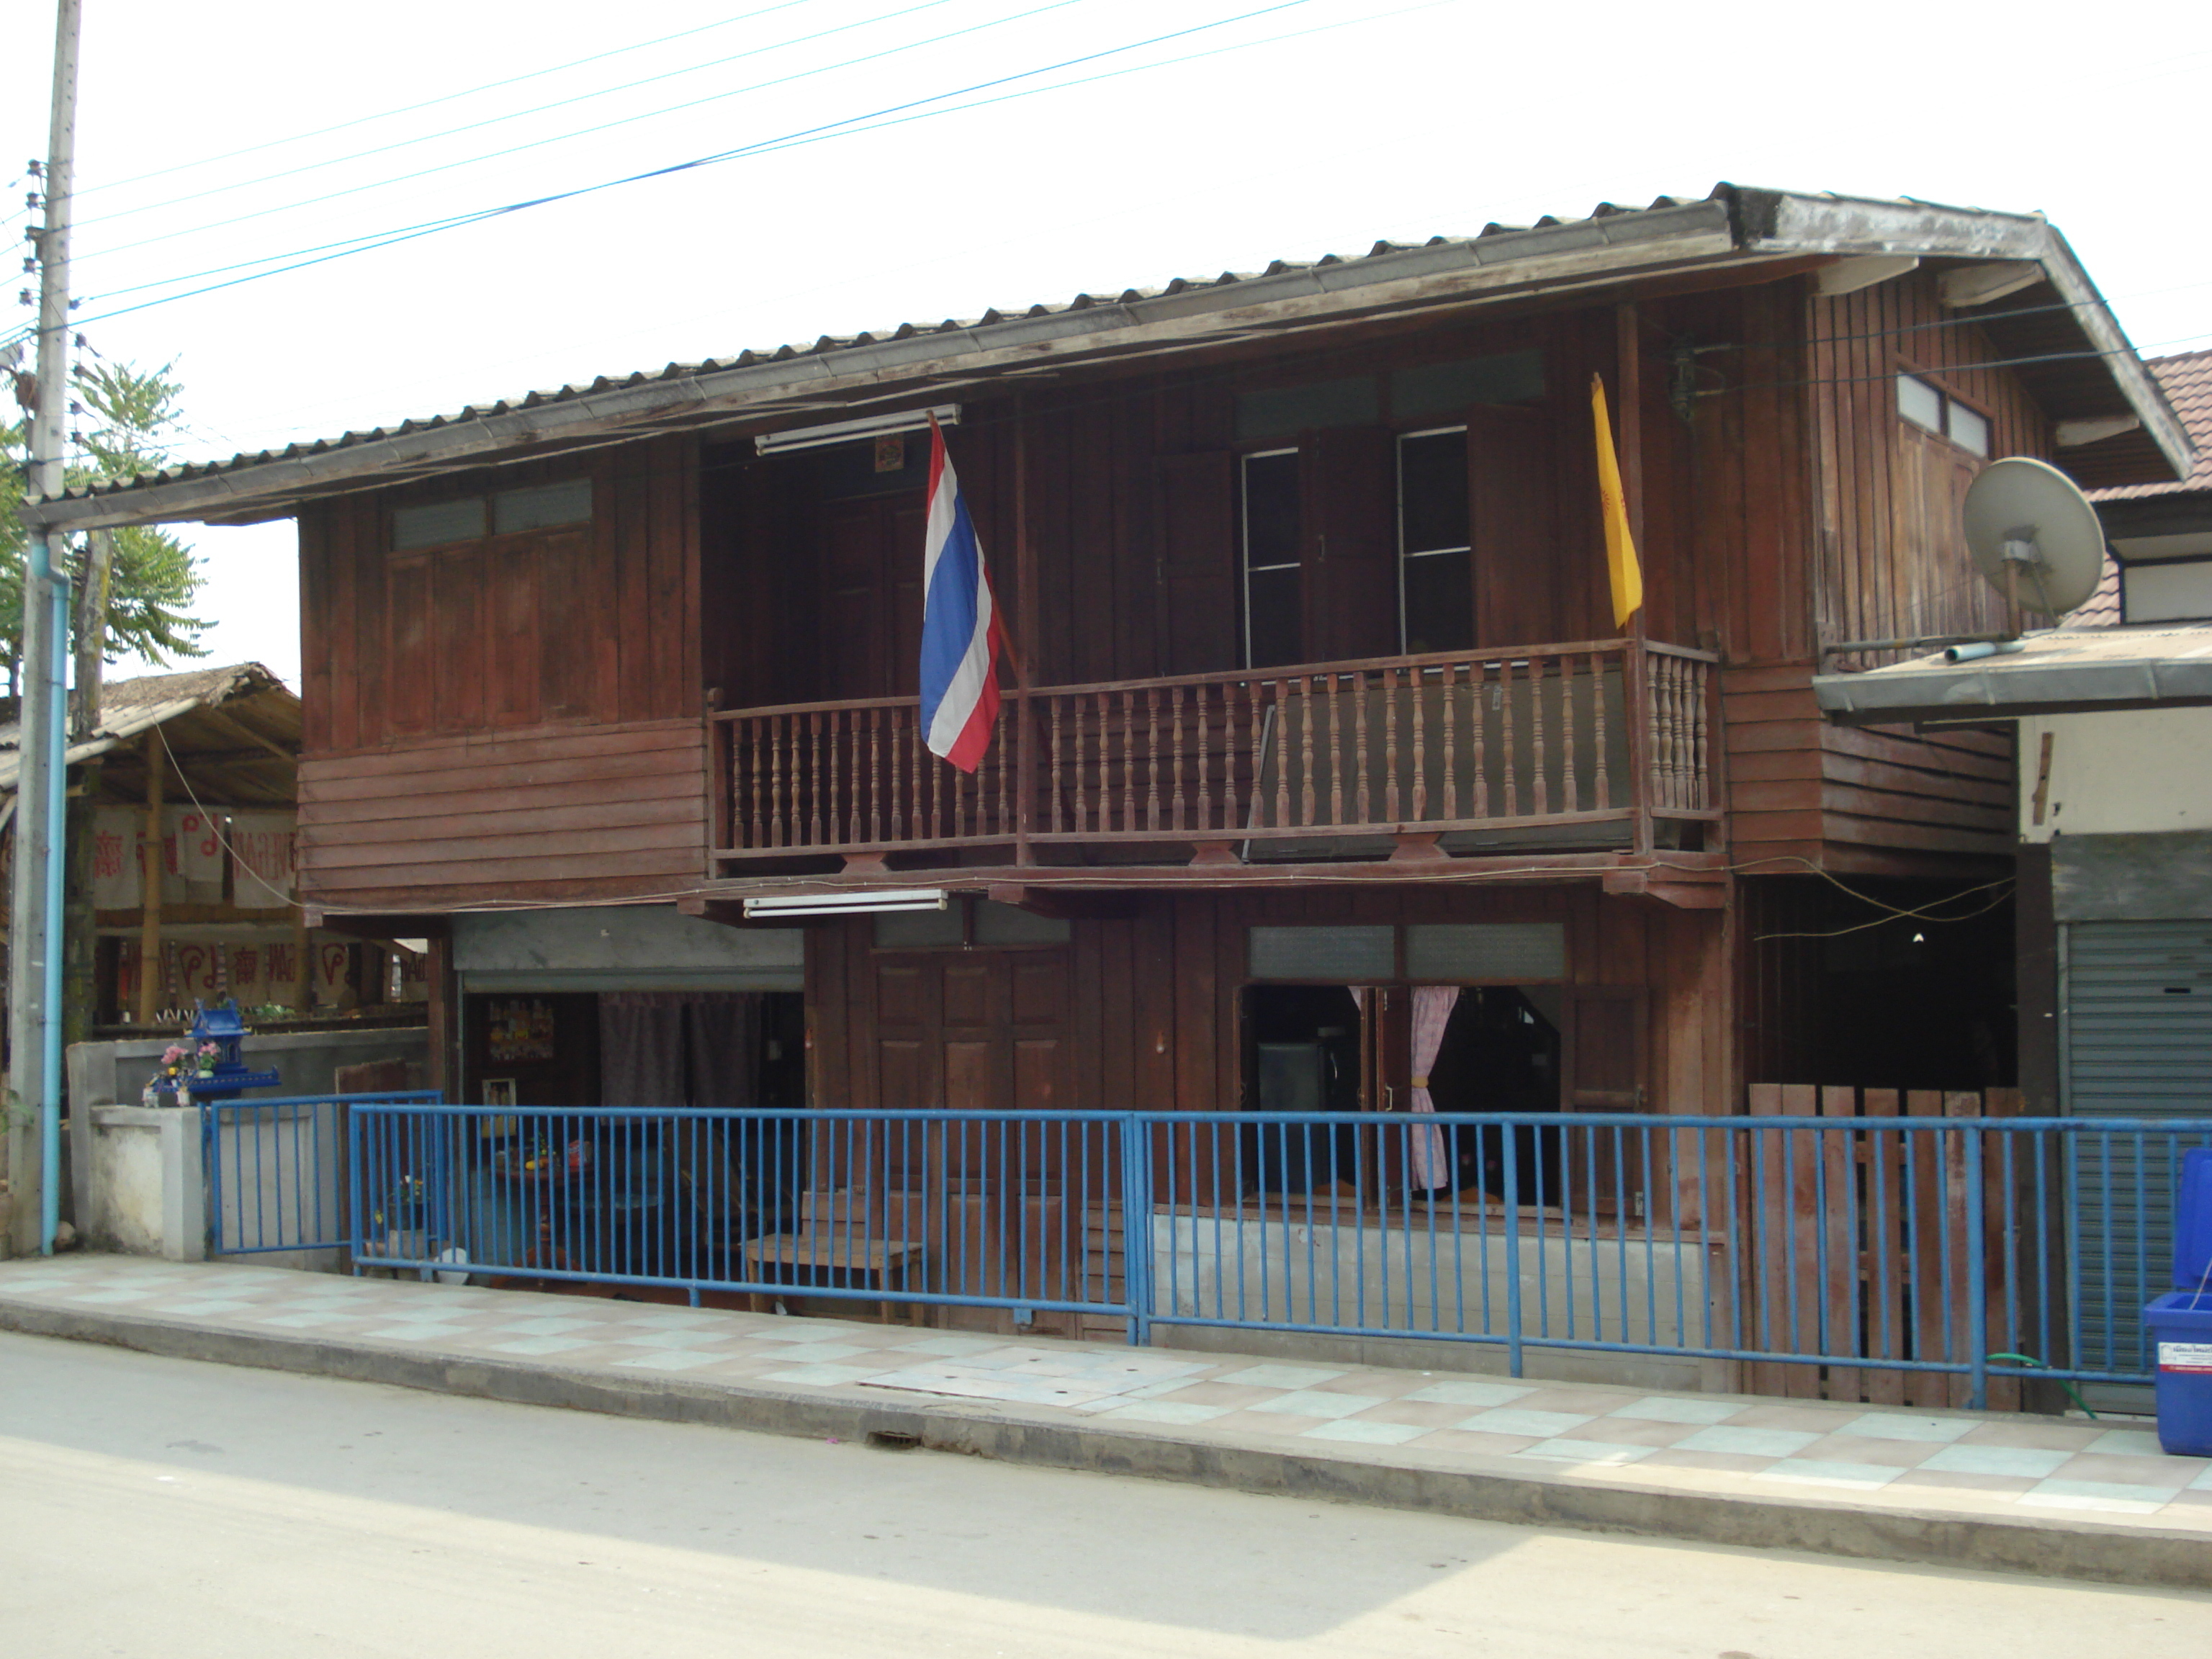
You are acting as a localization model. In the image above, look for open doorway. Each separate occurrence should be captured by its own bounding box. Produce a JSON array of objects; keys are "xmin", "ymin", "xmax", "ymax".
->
[
  {"xmin": 1240, "ymin": 983, "xmax": 1568, "ymax": 1201},
  {"xmin": 1422, "ymin": 986, "xmax": 1563, "ymax": 1202}
]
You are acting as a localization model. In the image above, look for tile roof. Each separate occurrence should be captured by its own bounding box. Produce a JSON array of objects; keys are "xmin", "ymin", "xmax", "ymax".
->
[{"xmin": 2090, "ymin": 349, "xmax": 2212, "ymax": 501}]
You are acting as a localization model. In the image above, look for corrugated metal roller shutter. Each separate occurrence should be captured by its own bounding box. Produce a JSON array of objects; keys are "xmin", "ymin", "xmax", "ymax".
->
[{"xmin": 2065, "ymin": 920, "xmax": 2212, "ymax": 1375}]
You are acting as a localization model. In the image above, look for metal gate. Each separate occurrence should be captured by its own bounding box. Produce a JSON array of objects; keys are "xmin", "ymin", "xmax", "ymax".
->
[{"xmin": 2064, "ymin": 920, "xmax": 2212, "ymax": 1373}]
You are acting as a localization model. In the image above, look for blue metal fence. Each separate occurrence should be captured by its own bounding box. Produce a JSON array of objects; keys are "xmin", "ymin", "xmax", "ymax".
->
[
  {"xmin": 200, "ymin": 1092, "xmax": 440, "ymax": 1256},
  {"xmin": 334, "ymin": 1101, "xmax": 2212, "ymax": 1406}
]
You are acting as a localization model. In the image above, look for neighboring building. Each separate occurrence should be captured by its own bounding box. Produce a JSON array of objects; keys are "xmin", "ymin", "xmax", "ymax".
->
[
  {"xmin": 35, "ymin": 185, "xmax": 2191, "ymax": 1364},
  {"xmin": 0, "ymin": 662, "xmax": 421, "ymax": 1028},
  {"xmin": 1813, "ymin": 347, "xmax": 2212, "ymax": 1393}
]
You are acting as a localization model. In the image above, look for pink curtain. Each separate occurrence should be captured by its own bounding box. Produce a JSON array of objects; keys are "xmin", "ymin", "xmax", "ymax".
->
[{"xmin": 1407, "ymin": 986, "xmax": 1460, "ymax": 1191}]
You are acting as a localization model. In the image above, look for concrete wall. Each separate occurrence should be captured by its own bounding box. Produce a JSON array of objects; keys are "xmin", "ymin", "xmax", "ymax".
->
[
  {"xmin": 67, "ymin": 1027, "xmax": 428, "ymax": 1269},
  {"xmin": 2020, "ymin": 709, "xmax": 2212, "ymax": 842}
]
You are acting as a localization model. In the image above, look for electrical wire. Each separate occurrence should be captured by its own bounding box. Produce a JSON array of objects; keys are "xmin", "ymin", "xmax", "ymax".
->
[
  {"xmin": 7, "ymin": 0, "xmax": 1329, "ymax": 343},
  {"xmin": 73, "ymin": 1, "xmax": 821, "ymax": 202},
  {"xmin": 71, "ymin": 0, "xmax": 995, "ymax": 243}
]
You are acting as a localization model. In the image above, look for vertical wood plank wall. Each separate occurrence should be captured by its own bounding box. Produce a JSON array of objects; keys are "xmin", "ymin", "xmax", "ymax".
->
[
  {"xmin": 806, "ymin": 885, "xmax": 1730, "ymax": 1121},
  {"xmin": 296, "ymin": 438, "xmax": 707, "ymax": 909}
]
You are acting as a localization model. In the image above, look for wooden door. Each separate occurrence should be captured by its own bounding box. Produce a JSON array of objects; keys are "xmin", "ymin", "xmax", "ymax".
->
[
  {"xmin": 1563, "ymin": 984, "xmax": 1649, "ymax": 1215},
  {"xmin": 819, "ymin": 493, "xmax": 927, "ymax": 700},
  {"xmin": 1308, "ymin": 426, "xmax": 1398, "ymax": 661},
  {"xmin": 869, "ymin": 948, "xmax": 1072, "ymax": 1166}
]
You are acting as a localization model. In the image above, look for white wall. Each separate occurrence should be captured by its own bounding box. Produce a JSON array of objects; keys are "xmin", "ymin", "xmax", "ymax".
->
[{"xmin": 2019, "ymin": 708, "xmax": 2212, "ymax": 842}]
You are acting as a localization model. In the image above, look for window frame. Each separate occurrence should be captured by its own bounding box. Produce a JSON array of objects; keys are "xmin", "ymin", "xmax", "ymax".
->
[
  {"xmin": 1238, "ymin": 446, "xmax": 1305, "ymax": 669},
  {"xmin": 1894, "ymin": 370, "xmax": 1994, "ymax": 459},
  {"xmin": 1395, "ymin": 423, "xmax": 1473, "ymax": 655}
]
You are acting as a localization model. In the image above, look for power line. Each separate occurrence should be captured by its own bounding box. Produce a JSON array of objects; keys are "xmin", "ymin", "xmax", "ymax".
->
[
  {"xmin": 12, "ymin": 0, "xmax": 1328, "ymax": 342},
  {"xmin": 72, "ymin": 0, "xmax": 981, "ymax": 238},
  {"xmin": 72, "ymin": 0, "xmax": 819, "ymax": 201}
]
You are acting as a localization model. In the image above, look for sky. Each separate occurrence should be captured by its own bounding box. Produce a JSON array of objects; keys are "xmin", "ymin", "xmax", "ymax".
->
[{"xmin": 4, "ymin": 0, "xmax": 2208, "ymax": 688}]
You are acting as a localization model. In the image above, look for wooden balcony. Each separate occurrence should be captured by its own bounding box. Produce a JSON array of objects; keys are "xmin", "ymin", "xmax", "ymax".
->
[{"xmin": 706, "ymin": 639, "xmax": 1719, "ymax": 875}]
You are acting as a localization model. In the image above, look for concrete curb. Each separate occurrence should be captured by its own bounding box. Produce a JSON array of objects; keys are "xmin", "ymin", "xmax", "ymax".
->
[{"xmin": 5, "ymin": 1296, "xmax": 2206, "ymax": 1591}]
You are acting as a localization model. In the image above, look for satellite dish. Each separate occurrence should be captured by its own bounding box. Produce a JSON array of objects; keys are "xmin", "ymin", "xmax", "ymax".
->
[{"xmin": 1961, "ymin": 457, "xmax": 2106, "ymax": 617}]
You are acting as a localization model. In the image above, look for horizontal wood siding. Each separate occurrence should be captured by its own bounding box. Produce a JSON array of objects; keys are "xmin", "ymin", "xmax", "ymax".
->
[
  {"xmin": 298, "ymin": 719, "xmax": 706, "ymax": 909},
  {"xmin": 1725, "ymin": 665, "xmax": 2013, "ymax": 873}
]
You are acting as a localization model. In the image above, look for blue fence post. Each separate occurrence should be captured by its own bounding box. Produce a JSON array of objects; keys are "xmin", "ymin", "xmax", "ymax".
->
[
  {"xmin": 1501, "ymin": 1125, "xmax": 1524, "ymax": 1378},
  {"xmin": 200, "ymin": 1100, "xmax": 221, "ymax": 1256},
  {"xmin": 1965, "ymin": 1124, "xmax": 1989, "ymax": 1411},
  {"xmin": 1120, "ymin": 1115, "xmax": 1154, "ymax": 1347},
  {"xmin": 346, "ymin": 1102, "xmax": 367, "ymax": 1272}
]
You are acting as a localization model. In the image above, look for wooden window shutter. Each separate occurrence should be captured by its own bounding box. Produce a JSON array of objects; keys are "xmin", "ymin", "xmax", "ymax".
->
[
  {"xmin": 1307, "ymin": 425, "xmax": 1397, "ymax": 661},
  {"xmin": 1154, "ymin": 451, "xmax": 1237, "ymax": 673},
  {"xmin": 1562, "ymin": 984, "xmax": 1647, "ymax": 1110},
  {"xmin": 1466, "ymin": 405, "xmax": 1558, "ymax": 648}
]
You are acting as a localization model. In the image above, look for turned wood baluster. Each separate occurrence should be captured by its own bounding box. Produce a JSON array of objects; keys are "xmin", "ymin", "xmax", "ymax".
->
[
  {"xmin": 1270, "ymin": 680, "xmax": 1290, "ymax": 831},
  {"xmin": 745, "ymin": 722, "xmax": 763, "ymax": 850},
  {"xmin": 1378, "ymin": 667, "xmax": 1398, "ymax": 824},
  {"xmin": 1471, "ymin": 666, "xmax": 1489, "ymax": 818},
  {"xmin": 1501, "ymin": 660, "xmax": 1520, "ymax": 817},
  {"xmin": 1353, "ymin": 675, "xmax": 1371, "ymax": 825},
  {"xmin": 769, "ymin": 717, "xmax": 785, "ymax": 847},
  {"xmin": 1531, "ymin": 656, "xmax": 1549, "ymax": 817},
  {"xmin": 1326, "ymin": 673, "xmax": 1344, "ymax": 825},
  {"xmin": 1653, "ymin": 657, "xmax": 1675, "ymax": 811},
  {"xmin": 1591, "ymin": 651, "xmax": 1610, "ymax": 811},
  {"xmin": 1691, "ymin": 660, "xmax": 1710, "ymax": 809},
  {"xmin": 1559, "ymin": 652, "xmax": 1578, "ymax": 814},
  {"xmin": 1440, "ymin": 663, "xmax": 1459, "ymax": 822},
  {"xmin": 1146, "ymin": 686, "xmax": 1162, "ymax": 832},
  {"xmin": 1411, "ymin": 665, "xmax": 1429, "ymax": 823},
  {"xmin": 1644, "ymin": 653, "xmax": 1664, "ymax": 813},
  {"xmin": 1169, "ymin": 685, "xmax": 1186, "ymax": 832},
  {"xmin": 1048, "ymin": 693, "xmax": 1064, "ymax": 834},
  {"xmin": 1193, "ymin": 685, "xmax": 1212, "ymax": 832},
  {"xmin": 1297, "ymin": 675, "xmax": 1316, "ymax": 827}
]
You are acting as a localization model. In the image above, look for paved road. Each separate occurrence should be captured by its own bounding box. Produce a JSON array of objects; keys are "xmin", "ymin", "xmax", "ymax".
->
[{"xmin": 1, "ymin": 1331, "xmax": 2203, "ymax": 1658}]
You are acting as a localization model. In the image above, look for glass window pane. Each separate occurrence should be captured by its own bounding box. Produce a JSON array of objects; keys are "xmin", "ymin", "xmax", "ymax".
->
[
  {"xmin": 1242, "ymin": 451, "xmax": 1302, "ymax": 570},
  {"xmin": 1249, "ymin": 925, "xmax": 1395, "ymax": 980},
  {"xmin": 875, "ymin": 903, "xmax": 965, "ymax": 948},
  {"xmin": 1897, "ymin": 374, "xmax": 1943, "ymax": 434},
  {"xmin": 1404, "ymin": 922, "xmax": 1565, "ymax": 981},
  {"xmin": 1391, "ymin": 350, "xmax": 1546, "ymax": 419},
  {"xmin": 973, "ymin": 902, "xmax": 1071, "ymax": 945},
  {"xmin": 1235, "ymin": 377, "xmax": 1380, "ymax": 440},
  {"xmin": 1246, "ymin": 567, "xmax": 1303, "ymax": 667},
  {"xmin": 1399, "ymin": 429, "xmax": 1469, "ymax": 554},
  {"xmin": 493, "ymin": 479, "xmax": 593, "ymax": 534},
  {"xmin": 392, "ymin": 497, "xmax": 486, "ymax": 550},
  {"xmin": 1947, "ymin": 402, "xmax": 1990, "ymax": 457},
  {"xmin": 1401, "ymin": 549, "xmax": 1473, "ymax": 655}
]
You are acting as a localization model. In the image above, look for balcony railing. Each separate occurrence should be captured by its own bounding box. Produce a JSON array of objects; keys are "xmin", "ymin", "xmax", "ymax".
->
[{"xmin": 707, "ymin": 638, "xmax": 1717, "ymax": 871}]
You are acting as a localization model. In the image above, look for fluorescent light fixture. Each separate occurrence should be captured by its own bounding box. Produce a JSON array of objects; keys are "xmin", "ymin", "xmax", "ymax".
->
[
  {"xmin": 754, "ymin": 404, "xmax": 958, "ymax": 457},
  {"xmin": 742, "ymin": 889, "xmax": 949, "ymax": 918}
]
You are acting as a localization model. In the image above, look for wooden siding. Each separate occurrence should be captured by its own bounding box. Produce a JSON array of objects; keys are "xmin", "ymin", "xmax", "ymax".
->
[
  {"xmin": 1725, "ymin": 664, "xmax": 2013, "ymax": 873},
  {"xmin": 806, "ymin": 884, "xmax": 1732, "ymax": 1123},
  {"xmin": 300, "ymin": 436, "xmax": 700, "ymax": 753},
  {"xmin": 1806, "ymin": 269, "xmax": 2056, "ymax": 654},
  {"xmin": 297, "ymin": 718, "xmax": 707, "ymax": 909}
]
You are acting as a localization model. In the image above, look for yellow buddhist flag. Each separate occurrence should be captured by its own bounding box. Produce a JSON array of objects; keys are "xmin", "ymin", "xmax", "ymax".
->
[{"xmin": 1591, "ymin": 373, "xmax": 1644, "ymax": 629}]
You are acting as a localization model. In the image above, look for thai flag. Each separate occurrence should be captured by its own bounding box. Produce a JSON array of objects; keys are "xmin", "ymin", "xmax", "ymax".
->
[{"xmin": 919, "ymin": 418, "xmax": 1004, "ymax": 772}]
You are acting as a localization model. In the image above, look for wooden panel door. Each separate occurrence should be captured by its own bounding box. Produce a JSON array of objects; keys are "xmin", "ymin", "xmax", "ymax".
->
[
  {"xmin": 819, "ymin": 493, "xmax": 927, "ymax": 701},
  {"xmin": 1156, "ymin": 451, "xmax": 1237, "ymax": 673},
  {"xmin": 1467, "ymin": 405, "xmax": 1558, "ymax": 647},
  {"xmin": 1308, "ymin": 426, "xmax": 1397, "ymax": 661}
]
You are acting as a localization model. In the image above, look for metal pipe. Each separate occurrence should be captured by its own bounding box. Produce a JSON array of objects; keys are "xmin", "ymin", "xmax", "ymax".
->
[{"xmin": 1941, "ymin": 640, "xmax": 2027, "ymax": 664}]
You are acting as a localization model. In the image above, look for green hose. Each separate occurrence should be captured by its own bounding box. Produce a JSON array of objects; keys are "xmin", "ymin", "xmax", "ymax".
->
[{"xmin": 1989, "ymin": 1352, "xmax": 2097, "ymax": 1418}]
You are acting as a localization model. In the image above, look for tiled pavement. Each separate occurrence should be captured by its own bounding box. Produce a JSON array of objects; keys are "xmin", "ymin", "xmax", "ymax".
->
[{"xmin": 5, "ymin": 1254, "xmax": 2211, "ymax": 1543}]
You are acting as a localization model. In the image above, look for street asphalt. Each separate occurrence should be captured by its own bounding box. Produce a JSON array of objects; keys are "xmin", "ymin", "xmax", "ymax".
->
[{"xmin": 1, "ymin": 1330, "xmax": 2204, "ymax": 1658}]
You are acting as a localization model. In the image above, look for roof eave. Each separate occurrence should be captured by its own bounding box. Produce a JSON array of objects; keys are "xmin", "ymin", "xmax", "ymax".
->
[
  {"xmin": 1731, "ymin": 189, "xmax": 2194, "ymax": 484},
  {"xmin": 21, "ymin": 202, "xmax": 1750, "ymax": 531}
]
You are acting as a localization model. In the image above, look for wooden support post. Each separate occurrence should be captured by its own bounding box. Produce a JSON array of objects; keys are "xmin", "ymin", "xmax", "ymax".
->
[
  {"xmin": 1013, "ymin": 397, "xmax": 1038, "ymax": 866},
  {"xmin": 135, "ymin": 732, "xmax": 164, "ymax": 1024}
]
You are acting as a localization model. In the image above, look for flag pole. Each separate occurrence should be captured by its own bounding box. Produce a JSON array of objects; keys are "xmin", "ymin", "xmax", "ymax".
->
[
  {"xmin": 1012, "ymin": 396, "xmax": 1037, "ymax": 866},
  {"xmin": 1615, "ymin": 302, "xmax": 1647, "ymax": 646}
]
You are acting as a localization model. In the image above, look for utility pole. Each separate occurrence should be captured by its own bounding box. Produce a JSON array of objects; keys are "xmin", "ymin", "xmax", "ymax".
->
[{"xmin": 6, "ymin": 0, "xmax": 82, "ymax": 1257}]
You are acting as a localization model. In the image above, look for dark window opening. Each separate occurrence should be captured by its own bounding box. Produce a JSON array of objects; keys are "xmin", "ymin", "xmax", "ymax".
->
[
  {"xmin": 1242, "ymin": 449, "xmax": 1304, "ymax": 667},
  {"xmin": 1244, "ymin": 984, "xmax": 1365, "ymax": 1196},
  {"xmin": 1398, "ymin": 427, "xmax": 1473, "ymax": 654}
]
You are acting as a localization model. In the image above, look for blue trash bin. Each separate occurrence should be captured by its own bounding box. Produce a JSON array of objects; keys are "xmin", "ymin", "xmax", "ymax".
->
[{"xmin": 2146, "ymin": 1147, "xmax": 2212, "ymax": 1457}]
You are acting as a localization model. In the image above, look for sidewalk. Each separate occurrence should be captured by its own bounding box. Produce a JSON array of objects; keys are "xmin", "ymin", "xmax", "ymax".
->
[{"xmin": 4, "ymin": 1254, "xmax": 2207, "ymax": 1589}]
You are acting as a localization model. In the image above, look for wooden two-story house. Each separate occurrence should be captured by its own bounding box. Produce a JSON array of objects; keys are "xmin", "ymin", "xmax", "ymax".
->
[{"xmin": 44, "ymin": 186, "xmax": 2189, "ymax": 1341}]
